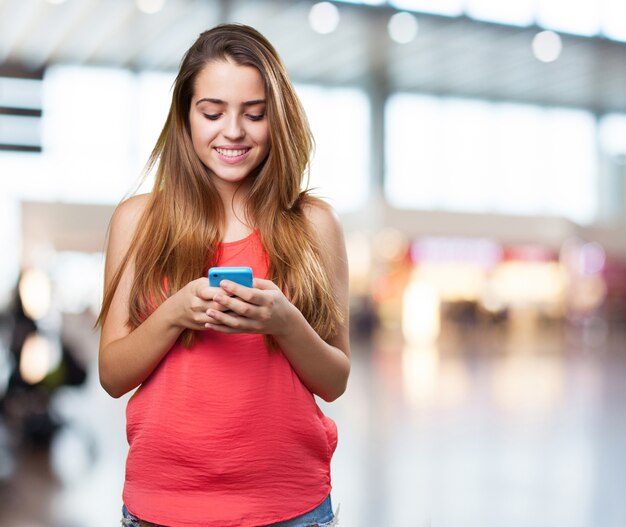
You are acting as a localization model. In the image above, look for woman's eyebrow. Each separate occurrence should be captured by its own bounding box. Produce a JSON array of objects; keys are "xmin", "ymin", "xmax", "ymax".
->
[
  {"xmin": 242, "ymin": 99, "xmax": 266, "ymax": 106},
  {"xmin": 195, "ymin": 98, "xmax": 266, "ymax": 106}
]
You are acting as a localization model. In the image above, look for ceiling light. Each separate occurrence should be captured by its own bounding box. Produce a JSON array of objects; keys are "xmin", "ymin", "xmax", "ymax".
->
[
  {"xmin": 136, "ymin": 0, "xmax": 166, "ymax": 15},
  {"xmin": 532, "ymin": 30, "xmax": 562, "ymax": 63},
  {"xmin": 47, "ymin": 0, "xmax": 68, "ymax": 4},
  {"xmin": 388, "ymin": 12, "xmax": 418, "ymax": 44},
  {"xmin": 309, "ymin": 2, "xmax": 340, "ymax": 34}
]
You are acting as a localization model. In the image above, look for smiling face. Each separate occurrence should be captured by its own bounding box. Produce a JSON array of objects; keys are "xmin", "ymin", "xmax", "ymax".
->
[{"xmin": 188, "ymin": 59, "xmax": 270, "ymax": 193}]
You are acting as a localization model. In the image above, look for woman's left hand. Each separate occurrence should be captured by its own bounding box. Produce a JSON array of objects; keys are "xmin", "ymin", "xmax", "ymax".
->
[{"xmin": 205, "ymin": 278, "xmax": 296, "ymax": 335}]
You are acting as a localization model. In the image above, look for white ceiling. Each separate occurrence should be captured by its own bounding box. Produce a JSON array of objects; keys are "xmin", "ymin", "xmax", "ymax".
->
[{"xmin": 1, "ymin": 0, "xmax": 626, "ymax": 114}]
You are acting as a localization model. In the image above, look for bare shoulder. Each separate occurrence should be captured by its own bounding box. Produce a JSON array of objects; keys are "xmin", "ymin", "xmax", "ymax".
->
[
  {"xmin": 301, "ymin": 196, "xmax": 344, "ymax": 243},
  {"xmin": 111, "ymin": 193, "xmax": 150, "ymax": 230},
  {"xmin": 105, "ymin": 193, "xmax": 151, "ymax": 268}
]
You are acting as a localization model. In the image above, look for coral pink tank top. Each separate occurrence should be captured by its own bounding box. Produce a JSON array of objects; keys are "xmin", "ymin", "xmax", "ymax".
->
[{"xmin": 123, "ymin": 231, "xmax": 338, "ymax": 527}]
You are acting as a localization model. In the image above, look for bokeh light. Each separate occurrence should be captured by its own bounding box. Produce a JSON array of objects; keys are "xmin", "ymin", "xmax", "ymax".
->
[
  {"xmin": 532, "ymin": 30, "xmax": 563, "ymax": 63},
  {"xmin": 388, "ymin": 12, "xmax": 419, "ymax": 44},
  {"xmin": 309, "ymin": 2, "xmax": 340, "ymax": 34}
]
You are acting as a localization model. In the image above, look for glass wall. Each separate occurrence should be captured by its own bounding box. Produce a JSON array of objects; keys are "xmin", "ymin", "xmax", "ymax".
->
[{"xmin": 386, "ymin": 93, "xmax": 598, "ymax": 224}]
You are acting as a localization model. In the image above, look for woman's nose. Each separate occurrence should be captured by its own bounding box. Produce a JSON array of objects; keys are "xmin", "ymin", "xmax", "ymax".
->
[{"xmin": 223, "ymin": 115, "xmax": 244, "ymax": 140}]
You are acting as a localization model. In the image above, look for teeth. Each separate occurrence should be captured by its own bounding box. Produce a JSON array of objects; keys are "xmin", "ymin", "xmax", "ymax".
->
[{"xmin": 216, "ymin": 148, "xmax": 248, "ymax": 157}]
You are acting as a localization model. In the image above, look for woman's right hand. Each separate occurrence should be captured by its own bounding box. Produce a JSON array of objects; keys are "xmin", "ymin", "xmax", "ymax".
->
[{"xmin": 171, "ymin": 277, "xmax": 227, "ymax": 331}]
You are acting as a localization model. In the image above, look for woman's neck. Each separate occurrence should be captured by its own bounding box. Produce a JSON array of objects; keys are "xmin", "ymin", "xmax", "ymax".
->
[
  {"xmin": 222, "ymin": 210, "xmax": 254, "ymax": 242},
  {"xmin": 215, "ymin": 179, "xmax": 255, "ymax": 243}
]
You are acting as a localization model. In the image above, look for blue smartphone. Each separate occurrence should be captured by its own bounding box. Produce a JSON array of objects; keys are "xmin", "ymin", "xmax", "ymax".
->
[{"xmin": 208, "ymin": 266, "xmax": 253, "ymax": 288}]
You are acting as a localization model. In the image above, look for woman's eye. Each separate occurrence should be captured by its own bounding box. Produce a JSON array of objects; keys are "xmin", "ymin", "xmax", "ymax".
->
[
  {"xmin": 203, "ymin": 113, "xmax": 220, "ymax": 121},
  {"xmin": 247, "ymin": 114, "xmax": 265, "ymax": 122}
]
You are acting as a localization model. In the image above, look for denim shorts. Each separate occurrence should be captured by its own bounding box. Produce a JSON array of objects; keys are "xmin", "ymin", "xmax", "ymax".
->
[{"xmin": 121, "ymin": 494, "xmax": 338, "ymax": 527}]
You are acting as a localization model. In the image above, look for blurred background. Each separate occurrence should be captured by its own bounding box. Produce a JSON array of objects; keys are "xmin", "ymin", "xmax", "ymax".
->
[{"xmin": 1, "ymin": 0, "xmax": 626, "ymax": 526}]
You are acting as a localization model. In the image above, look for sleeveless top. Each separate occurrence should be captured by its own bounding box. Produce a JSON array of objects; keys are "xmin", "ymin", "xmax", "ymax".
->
[{"xmin": 122, "ymin": 230, "xmax": 338, "ymax": 527}]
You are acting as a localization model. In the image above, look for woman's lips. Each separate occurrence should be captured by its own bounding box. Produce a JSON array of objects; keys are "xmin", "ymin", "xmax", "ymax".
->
[{"xmin": 214, "ymin": 146, "xmax": 251, "ymax": 164}]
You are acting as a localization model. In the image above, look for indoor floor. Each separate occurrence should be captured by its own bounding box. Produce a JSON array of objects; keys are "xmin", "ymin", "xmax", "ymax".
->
[{"xmin": 1, "ymin": 314, "xmax": 625, "ymax": 527}]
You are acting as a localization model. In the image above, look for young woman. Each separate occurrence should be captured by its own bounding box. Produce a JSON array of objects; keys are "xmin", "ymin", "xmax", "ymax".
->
[{"xmin": 98, "ymin": 24, "xmax": 349, "ymax": 527}]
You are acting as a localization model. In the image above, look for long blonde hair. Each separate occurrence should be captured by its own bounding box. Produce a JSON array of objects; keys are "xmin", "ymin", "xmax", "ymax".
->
[{"xmin": 98, "ymin": 24, "xmax": 343, "ymax": 347}]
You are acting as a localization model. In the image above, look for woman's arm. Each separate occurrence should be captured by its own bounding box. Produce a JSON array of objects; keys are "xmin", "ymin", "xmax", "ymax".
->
[
  {"xmin": 99, "ymin": 195, "xmax": 221, "ymax": 398},
  {"xmin": 206, "ymin": 201, "xmax": 351, "ymax": 402}
]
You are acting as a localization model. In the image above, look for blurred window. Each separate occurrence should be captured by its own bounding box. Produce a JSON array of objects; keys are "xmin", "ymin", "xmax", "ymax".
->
[
  {"xmin": 334, "ymin": 0, "xmax": 386, "ymax": 5},
  {"xmin": 43, "ymin": 66, "xmax": 135, "ymax": 159},
  {"xmin": 0, "ymin": 77, "xmax": 42, "ymax": 108},
  {"xmin": 599, "ymin": 114, "xmax": 626, "ymax": 157},
  {"xmin": 389, "ymin": 0, "xmax": 464, "ymax": 17},
  {"xmin": 0, "ymin": 115, "xmax": 40, "ymax": 147},
  {"xmin": 135, "ymin": 71, "xmax": 176, "ymax": 193},
  {"xmin": 465, "ymin": 0, "xmax": 535, "ymax": 26},
  {"xmin": 388, "ymin": 0, "xmax": 625, "ymax": 42},
  {"xmin": 0, "ymin": 75, "xmax": 43, "ymax": 152},
  {"xmin": 37, "ymin": 66, "xmax": 366, "ymax": 210},
  {"xmin": 296, "ymin": 84, "xmax": 370, "ymax": 213},
  {"xmin": 33, "ymin": 66, "xmax": 175, "ymax": 202},
  {"xmin": 385, "ymin": 93, "xmax": 597, "ymax": 224},
  {"xmin": 536, "ymin": 0, "xmax": 601, "ymax": 36},
  {"xmin": 602, "ymin": 0, "xmax": 626, "ymax": 41},
  {"xmin": 41, "ymin": 65, "xmax": 136, "ymax": 203}
]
